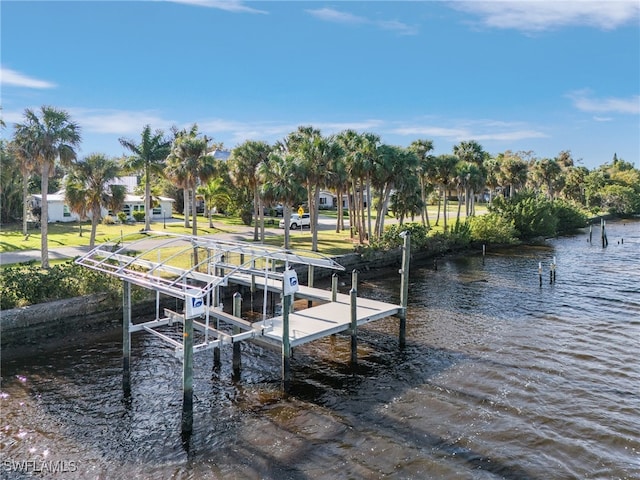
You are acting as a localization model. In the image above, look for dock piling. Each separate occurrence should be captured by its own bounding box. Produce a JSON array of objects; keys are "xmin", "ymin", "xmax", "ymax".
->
[
  {"xmin": 282, "ymin": 293, "xmax": 292, "ymax": 391},
  {"xmin": 331, "ymin": 273, "xmax": 338, "ymax": 302},
  {"xmin": 399, "ymin": 231, "xmax": 411, "ymax": 349},
  {"xmin": 122, "ymin": 280, "xmax": 131, "ymax": 395},
  {"xmin": 350, "ymin": 270, "xmax": 358, "ymax": 366},
  {"xmin": 181, "ymin": 315, "xmax": 194, "ymax": 433},
  {"xmin": 538, "ymin": 262, "xmax": 542, "ymax": 287},
  {"xmin": 307, "ymin": 265, "xmax": 315, "ymax": 308},
  {"xmin": 232, "ymin": 292, "xmax": 242, "ymax": 377}
]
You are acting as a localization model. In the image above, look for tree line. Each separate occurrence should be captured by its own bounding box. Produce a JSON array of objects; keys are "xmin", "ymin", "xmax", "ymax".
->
[{"xmin": 2, "ymin": 106, "xmax": 639, "ymax": 267}]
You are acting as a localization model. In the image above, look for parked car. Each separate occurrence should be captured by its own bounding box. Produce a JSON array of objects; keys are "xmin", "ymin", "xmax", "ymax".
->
[{"xmin": 279, "ymin": 213, "xmax": 310, "ymax": 229}]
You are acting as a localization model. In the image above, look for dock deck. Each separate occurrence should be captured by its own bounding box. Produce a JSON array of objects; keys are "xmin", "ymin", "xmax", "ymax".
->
[
  {"xmin": 251, "ymin": 293, "xmax": 401, "ymax": 348},
  {"xmin": 224, "ymin": 271, "xmax": 401, "ymax": 348}
]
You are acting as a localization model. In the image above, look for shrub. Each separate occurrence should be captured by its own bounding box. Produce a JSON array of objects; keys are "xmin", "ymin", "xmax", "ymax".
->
[
  {"xmin": 553, "ymin": 199, "xmax": 588, "ymax": 234},
  {"xmin": 377, "ymin": 223, "xmax": 430, "ymax": 250},
  {"xmin": 469, "ymin": 213, "xmax": 518, "ymax": 245},
  {"xmin": 0, "ymin": 261, "xmax": 122, "ymax": 310},
  {"xmin": 117, "ymin": 211, "xmax": 127, "ymax": 223},
  {"xmin": 102, "ymin": 215, "xmax": 116, "ymax": 225},
  {"xmin": 491, "ymin": 191, "xmax": 558, "ymax": 239},
  {"xmin": 132, "ymin": 211, "xmax": 145, "ymax": 222}
]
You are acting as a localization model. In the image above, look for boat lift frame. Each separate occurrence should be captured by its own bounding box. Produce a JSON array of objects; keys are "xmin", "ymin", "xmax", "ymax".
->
[{"xmin": 75, "ymin": 230, "xmax": 411, "ymax": 434}]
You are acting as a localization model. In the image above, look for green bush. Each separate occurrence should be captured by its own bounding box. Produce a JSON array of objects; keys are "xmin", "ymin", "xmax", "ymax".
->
[
  {"xmin": 376, "ymin": 223, "xmax": 430, "ymax": 250},
  {"xmin": 0, "ymin": 261, "xmax": 122, "ymax": 310},
  {"xmin": 132, "ymin": 211, "xmax": 145, "ymax": 222},
  {"xmin": 553, "ymin": 199, "xmax": 588, "ymax": 234},
  {"xmin": 491, "ymin": 191, "xmax": 558, "ymax": 239},
  {"xmin": 469, "ymin": 213, "xmax": 518, "ymax": 245},
  {"xmin": 117, "ymin": 211, "xmax": 127, "ymax": 223}
]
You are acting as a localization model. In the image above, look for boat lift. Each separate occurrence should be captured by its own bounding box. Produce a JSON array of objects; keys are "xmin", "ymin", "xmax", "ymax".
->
[{"xmin": 75, "ymin": 230, "xmax": 411, "ymax": 433}]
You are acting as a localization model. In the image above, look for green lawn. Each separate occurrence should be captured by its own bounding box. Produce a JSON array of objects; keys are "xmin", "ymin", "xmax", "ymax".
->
[{"xmin": 0, "ymin": 203, "xmax": 487, "ymax": 255}]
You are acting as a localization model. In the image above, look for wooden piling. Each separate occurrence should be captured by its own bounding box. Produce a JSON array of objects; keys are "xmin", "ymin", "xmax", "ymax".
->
[
  {"xmin": 589, "ymin": 224, "xmax": 593, "ymax": 244},
  {"xmin": 482, "ymin": 244, "xmax": 486, "ymax": 264},
  {"xmin": 181, "ymin": 315, "xmax": 194, "ymax": 433},
  {"xmin": 399, "ymin": 231, "xmax": 411, "ymax": 349},
  {"xmin": 538, "ymin": 262, "xmax": 542, "ymax": 287},
  {"xmin": 282, "ymin": 293, "xmax": 292, "ymax": 390},
  {"xmin": 350, "ymin": 270, "xmax": 358, "ymax": 366},
  {"xmin": 232, "ymin": 292, "xmax": 242, "ymax": 376},
  {"xmin": 122, "ymin": 280, "xmax": 131, "ymax": 395}
]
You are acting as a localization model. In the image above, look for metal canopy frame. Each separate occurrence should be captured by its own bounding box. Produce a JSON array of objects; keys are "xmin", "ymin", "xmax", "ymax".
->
[{"xmin": 75, "ymin": 230, "xmax": 345, "ymax": 302}]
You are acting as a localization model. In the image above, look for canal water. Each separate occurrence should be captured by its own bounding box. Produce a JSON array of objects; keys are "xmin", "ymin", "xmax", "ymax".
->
[{"xmin": 1, "ymin": 220, "xmax": 639, "ymax": 479}]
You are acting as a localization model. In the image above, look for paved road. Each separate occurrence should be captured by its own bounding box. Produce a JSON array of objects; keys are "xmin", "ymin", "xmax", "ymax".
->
[{"xmin": 0, "ymin": 215, "xmax": 355, "ymax": 266}]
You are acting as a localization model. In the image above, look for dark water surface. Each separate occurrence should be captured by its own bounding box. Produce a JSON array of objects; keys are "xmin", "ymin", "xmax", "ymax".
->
[{"xmin": 2, "ymin": 221, "xmax": 639, "ymax": 479}]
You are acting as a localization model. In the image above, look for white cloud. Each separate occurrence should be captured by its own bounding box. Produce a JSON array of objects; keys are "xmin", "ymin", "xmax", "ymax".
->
[
  {"xmin": 199, "ymin": 118, "xmax": 385, "ymax": 147},
  {"xmin": 68, "ymin": 108, "xmax": 175, "ymax": 135},
  {"xmin": 389, "ymin": 119, "xmax": 547, "ymax": 142},
  {"xmin": 306, "ymin": 7, "xmax": 418, "ymax": 35},
  {"xmin": 454, "ymin": 1, "xmax": 640, "ymax": 32},
  {"xmin": 568, "ymin": 90, "xmax": 640, "ymax": 114},
  {"xmin": 306, "ymin": 8, "xmax": 367, "ymax": 25},
  {"xmin": 0, "ymin": 67, "xmax": 56, "ymax": 89},
  {"xmin": 168, "ymin": 0, "xmax": 267, "ymax": 14}
]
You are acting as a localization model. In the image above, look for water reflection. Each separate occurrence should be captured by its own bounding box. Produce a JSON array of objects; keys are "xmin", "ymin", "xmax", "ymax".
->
[{"xmin": 1, "ymin": 220, "xmax": 639, "ymax": 479}]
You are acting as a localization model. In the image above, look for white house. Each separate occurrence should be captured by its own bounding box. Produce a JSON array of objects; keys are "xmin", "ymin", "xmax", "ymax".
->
[
  {"xmin": 319, "ymin": 191, "xmax": 337, "ymax": 209},
  {"xmin": 29, "ymin": 191, "xmax": 174, "ymax": 223},
  {"xmin": 121, "ymin": 195, "xmax": 175, "ymax": 220}
]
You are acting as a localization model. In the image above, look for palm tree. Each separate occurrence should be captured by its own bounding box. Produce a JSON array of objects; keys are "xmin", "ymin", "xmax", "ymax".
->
[
  {"xmin": 285, "ymin": 127, "xmax": 340, "ymax": 251},
  {"xmin": 498, "ymin": 151, "xmax": 529, "ymax": 198},
  {"xmin": 65, "ymin": 154, "xmax": 126, "ymax": 248},
  {"xmin": 433, "ymin": 154, "xmax": 458, "ymax": 231},
  {"xmin": 119, "ymin": 125, "xmax": 171, "ymax": 231},
  {"xmin": 453, "ymin": 140, "xmax": 487, "ymax": 216},
  {"xmin": 258, "ymin": 152, "xmax": 305, "ymax": 249},
  {"xmin": 229, "ymin": 140, "xmax": 271, "ymax": 242},
  {"xmin": 196, "ymin": 178, "xmax": 230, "ymax": 228},
  {"xmin": 13, "ymin": 106, "xmax": 81, "ymax": 268},
  {"xmin": 409, "ymin": 139, "xmax": 435, "ymax": 229},
  {"xmin": 372, "ymin": 145, "xmax": 418, "ymax": 238},
  {"xmin": 336, "ymin": 130, "xmax": 378, "ymax": 244},
  {"xmin": 530, "ymin": 157, "xmax": 563, "ymax": 200},
  {"xmin": 166, "ymin": 128, "xmax": 216, "ymax": 236}
]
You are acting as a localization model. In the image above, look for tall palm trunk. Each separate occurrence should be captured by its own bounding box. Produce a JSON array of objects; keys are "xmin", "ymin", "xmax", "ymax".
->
[
  {"xmin": 22, "ymin": 171, "xmax": 29, "ymax": 236},
  {"xmin": 183, "ymin": 188, "xmax": 190, "ymax": 228},
  {"xmin": 90, "ymin": 205, "xmax": 101, "ymax": 248},
  {"xmin": 40, "ymin": 163, "xmax": 50, "ymax": 269},
  {"xmin": 253, "ymin": 184, "xmax": 260, "ymax": 241},
  {"xmin": 144, "ymin": 164, "xmax": 152, "ymax": 231},
  {"xmin": 191, "ymin": 186, "xmax": 198, "ymax": 236}
]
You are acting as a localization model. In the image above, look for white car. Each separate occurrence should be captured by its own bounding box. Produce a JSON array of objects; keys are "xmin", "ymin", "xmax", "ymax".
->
[{"xmin": 279, "ymin": 213, "xmax": 311, "ymax": 229}]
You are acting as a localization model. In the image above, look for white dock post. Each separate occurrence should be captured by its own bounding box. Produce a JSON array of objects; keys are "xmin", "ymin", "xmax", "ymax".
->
[
  {"xmin": 399, "ymin": 231, "xmax": 411, "ymax": 349},
  {"xmin": 350, "ymin": 270, "xmax": 358, "ymax": 366},
  {"xmin": 282, "ymin": 293, "xmax": 292, "ymax": 390},
  {"xmin": 122, "ymin": 280, "xmax": 132, "ymax": 395},
  {"xmin": 182, "ymin": 313, "xmax": 194, "ymax": 433},
  {"xmin": 232, "ymin": 292, "xmax": 242, "ymax": 377}
]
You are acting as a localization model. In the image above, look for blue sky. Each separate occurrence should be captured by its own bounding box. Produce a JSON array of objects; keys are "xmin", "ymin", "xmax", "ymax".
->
[{"xmin": 2, "ymin": 1, "xmax": 639, "ymax": 170}]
